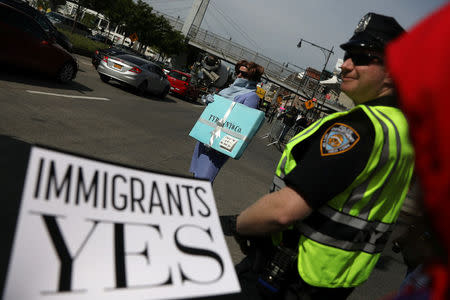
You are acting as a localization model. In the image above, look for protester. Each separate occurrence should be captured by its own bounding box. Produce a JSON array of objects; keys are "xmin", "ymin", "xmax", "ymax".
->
[
  {"xmin": 385, "ymin": 3, "xmax": 450, "ymax": 299},
  {"xmin": 265, "ymin": 104, "xmax": 276, "ymax": 124},
  {"xmin": 220, "ymin": 13, "xmax": 414, "ymax": 300},
  {"xmin": 278, "ymin": 106, "xmax": 297, "ymax": 143},
  {"xmin": 189, "ymin": 61, "xmax": 264, "ymax": 183}
]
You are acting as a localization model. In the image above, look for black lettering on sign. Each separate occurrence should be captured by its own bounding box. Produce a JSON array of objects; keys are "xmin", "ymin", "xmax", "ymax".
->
[
  {"xmin": 195, "ymin": 187, "xmax": 211, "ymax": 217},
  {"xmin": 32, "ymin": 156, "xmax": 213, "ymax": 218},
  {"xmin": 181, "ymin": 185, "xmax": 194, "ymax": 216},
  {"xmin": 112, "ymin": 174, "xmax": 127, "ymax": 211},
  {"xmin": 130, "ymin": 177, "xmax": 145, "ymax": 213},
  {"xmin": 103, "ymin": 171, "xmax": 108, "ymax": 209},
  {"xmin": 75, "ymin": 167, "xmax": 99, "ymax": 207},
  {"xmin": 167, "ymin": 183, "xmax": 183, "ymax": 216},
  {"xmin": 42, "ymin": 215, "xmax": 98, "ymax": 292},
  {"xmin": 175, "ymin": 225, "xmax": 224, "ymax": 284},
  {"xmin": 45, "ymin": 160, "xmax": 73, "ymax": 203},
  {"xmin": 113, "ymin": 223, "xmax": 173, "ymax": 289},
  {"xmin": 34, "ymin": 158, "xmax": 45, "ymax": 199},
  {"xmin": 149, "ymin": 181, "xmax": 165, "ymax": 215}
]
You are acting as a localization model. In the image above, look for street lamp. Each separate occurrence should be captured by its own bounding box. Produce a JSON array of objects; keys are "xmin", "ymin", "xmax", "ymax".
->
[{"xmin": 297, "ymin": 38, "xmax": 334, "ymax": 118}]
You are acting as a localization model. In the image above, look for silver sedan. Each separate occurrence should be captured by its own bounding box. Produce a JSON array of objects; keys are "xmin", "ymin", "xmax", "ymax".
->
[{"xmin": 97, "ymin": 54, "xmax": 170, "ymax": 98}]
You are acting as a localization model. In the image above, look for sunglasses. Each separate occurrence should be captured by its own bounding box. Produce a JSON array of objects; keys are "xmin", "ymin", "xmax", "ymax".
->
[
  {"xmin": 236, "ymin": 70, "xmax": 249, "ymax": 77},
  {"xmin": 344, "ymin": 52, "xmax": 383, "ymax": 66}
]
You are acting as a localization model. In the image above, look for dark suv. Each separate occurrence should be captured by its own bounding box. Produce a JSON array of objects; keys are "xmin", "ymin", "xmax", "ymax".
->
[
  {"xmin": 92, "ymin": 45, "xmax": 146, "ymax": 69},
  {"xmin": 0, "ymin": 2, "xmax": 78, "ymax": 82},
  {"xmin": 0, "ymin": 0, "xmax": 73, "ymax": 52}
]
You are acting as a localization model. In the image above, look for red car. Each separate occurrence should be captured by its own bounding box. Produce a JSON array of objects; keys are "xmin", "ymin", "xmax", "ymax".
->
[
  {"xmin": 0, "ymin": 2, "xmax": 77, "ymax": 83},
  {"xmin": 166, "ymin": 70, "xmax": 199, "ymax": 102}
]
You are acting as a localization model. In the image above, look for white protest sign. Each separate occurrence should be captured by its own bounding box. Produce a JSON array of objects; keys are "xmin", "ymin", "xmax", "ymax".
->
[{"xmin": 3, "ymin": 147, "xmax": 240, "ymax": 300}]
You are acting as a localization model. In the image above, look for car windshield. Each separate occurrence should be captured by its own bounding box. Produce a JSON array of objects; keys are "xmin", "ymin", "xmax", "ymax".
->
[
  {"xmin": 46, "ymin": 12, "xmax": 64, "ymax": 22},
  {"xmin": 116, "ymin": 54, "xmax": 149, "ymax": 66},
  {"xmin": 168, "ymin": 71, "xmax": 189, "ymax": 82}
]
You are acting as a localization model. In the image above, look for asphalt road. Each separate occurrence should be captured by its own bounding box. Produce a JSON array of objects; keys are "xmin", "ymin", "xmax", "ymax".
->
[{"xmin": 0, "ymin": 55, "xmax": 408, "ymax": 299}]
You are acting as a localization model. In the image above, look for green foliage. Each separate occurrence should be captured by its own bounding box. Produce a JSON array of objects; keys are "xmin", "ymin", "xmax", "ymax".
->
[
  {"xmin": 124, "ymin": 0, "xmax": 156, "ymax": 43},
  {"xmin": 36, "ymin": 0, "xmax": 50, "ymax": 10},
  {"xmin": 81, "ymin": 12, "xmax": 97, "ymax": 29},
  {"xmin": 58, "ymin": 28, "xmax": 108, "ymax": 53},
  {"xmin": 68, "ymin": 0, "xmax": 186, "ymax": 57},
  {"xmin": 156, "ymin": 28, "xmax": 186, "ymax": 57},
  {"xmin": 47, "ymin": 0, "xmax": 66, "ymax": 11},
  {"xmin": 81, "ymin": 0, "xmax": 110, "ymax": 14},
  {"xmin": 102, "ymin": 0, "xmax": 133, "ymax": 29}
]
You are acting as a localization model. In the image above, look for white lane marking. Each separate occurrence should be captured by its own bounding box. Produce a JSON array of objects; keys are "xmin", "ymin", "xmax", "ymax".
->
[{"xmin": 26, "ymin": 90, "xmax": 110, "ymax": 101}]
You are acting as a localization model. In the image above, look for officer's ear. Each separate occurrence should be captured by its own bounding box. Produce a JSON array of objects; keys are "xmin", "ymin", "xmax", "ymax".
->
[
  {"xmin": 380, "ymin": 52, "xmax": 395, "ymax": 89},
  {"xmin": 383, "ymin": 67, "xmax": 395, "ymax": 90}
]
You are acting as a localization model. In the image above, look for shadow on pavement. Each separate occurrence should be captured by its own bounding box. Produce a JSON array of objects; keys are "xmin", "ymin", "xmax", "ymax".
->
[
  {"xmin": 375, "ymin": 254, "xmax": 404, "ymax": 271},
  {"xmin": 107, "ymin": 81, "xmax": 178, "ymax": 103},
  {"xmin": 169, "ymin": 92, "xmax": 205, "ymax": 106},
  {"xmin": 0, "ymin": 66, "xmax": 92, "ymax": 92}
]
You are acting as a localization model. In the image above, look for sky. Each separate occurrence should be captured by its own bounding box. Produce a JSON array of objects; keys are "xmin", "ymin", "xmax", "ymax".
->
[{"xmin": 144, "ymin": 0, "xmax": 447, "ymax": 72}]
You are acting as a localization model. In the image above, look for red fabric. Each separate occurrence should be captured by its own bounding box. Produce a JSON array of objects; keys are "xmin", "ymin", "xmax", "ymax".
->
[
  {"xmin": 427, "ymin": 264, "xmax": 449, "ymax": 300},
  {"xmin": 386, "ymin": 3, "xmax": 450, "ymax": 299}
]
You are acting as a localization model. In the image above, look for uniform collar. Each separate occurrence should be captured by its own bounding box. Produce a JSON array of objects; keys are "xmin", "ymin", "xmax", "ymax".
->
[{"xmin": 364, "ymin": 95, "xmax": 398, "ymax": 107}]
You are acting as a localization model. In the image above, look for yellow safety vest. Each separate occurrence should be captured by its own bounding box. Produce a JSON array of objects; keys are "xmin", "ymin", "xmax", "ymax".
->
[{"xmin": 272, "ymin": 104, "xmax": 414, "ymax": 288}]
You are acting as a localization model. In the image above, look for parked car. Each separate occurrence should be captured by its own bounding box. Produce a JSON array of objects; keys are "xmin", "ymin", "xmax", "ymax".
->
[
  {"xmin": 114, "ymin": 44, "xmax": 147, "ymax": 57},
  {"xmin": 97, "ymin": 54, "xmax": 170, "ymax": 97},
  {"xmin": 166, "ymin": 70, "xmax": 199, "ymax": 102},
  {"xmin": 1, "ymin": 0, "xmax": 73, "ymax": 52},
  {"xmin": 46, "ymin": 11, "xmax": 91, "ymax": 36},
  {"xmin": 0, "ymin": 2, "xmax": 78, "ymax": 82},
  {"xmin": 92, "ymin": 45, "xmax": 146, "ymax": 69},
  {"xmin": 154, "ymin": 61, "xmax": 172, "ymax": 74},
  {"xmin": 88, "ymin": 33, "xmax": 113, "ymax": 45}
]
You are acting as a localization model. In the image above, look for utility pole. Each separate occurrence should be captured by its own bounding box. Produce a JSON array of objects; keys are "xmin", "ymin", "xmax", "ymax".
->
[{"xmin": 296, "ymin": 38, "xmax": 334, "ymax": 119}]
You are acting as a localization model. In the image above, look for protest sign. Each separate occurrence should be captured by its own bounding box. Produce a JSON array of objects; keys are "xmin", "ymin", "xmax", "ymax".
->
[{"xmin": 1, "ymin": 140, "xmax": 240, "ymax": 300}]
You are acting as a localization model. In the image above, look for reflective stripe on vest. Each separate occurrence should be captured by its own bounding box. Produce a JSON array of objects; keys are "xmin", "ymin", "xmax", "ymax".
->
[
  {"xmin": 296, "ymin": 205, "xmax": 393, "ymax": 254},
  {"xmin": 270, "ymin": 175, "xmax": 286, "ymax": 193},
  {"xmin": 273, "ymin": 104, "xmax": 414, "ymax": 287}
]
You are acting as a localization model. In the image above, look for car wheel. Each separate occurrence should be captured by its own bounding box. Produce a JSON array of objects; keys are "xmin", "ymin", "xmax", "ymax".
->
[
  {"xmin": 57, "ymin": 62, "xmax": 75, "ymax": 83},
  {"xmin": 137, "ymin": 80, "xmax": 148, "ymax": 95},
  {"xmin": 159, "ymin": 86, "xmax": 170, "ymax": 99},
  {"xmin": 100, "ymin": 74, "xmax": 110, "ymax": 83}
]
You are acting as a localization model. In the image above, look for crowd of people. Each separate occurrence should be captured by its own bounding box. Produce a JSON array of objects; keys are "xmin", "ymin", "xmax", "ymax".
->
[{"xmin": 188, "ymin": 3, "xmax": 450, "ymax": 299}]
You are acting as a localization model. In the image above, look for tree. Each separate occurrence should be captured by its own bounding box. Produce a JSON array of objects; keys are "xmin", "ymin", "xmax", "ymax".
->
[
  {"xmin": 80, "ymin": 12, "xmax": 97, "ymax": 29},
  {"xmin": 156, "ymin": 27, "xmax": 186, "ymax": 57},
  {"xmin": 47, "ymin": 0, "xmax": 66, "ymax": 12},
  {"xmin": 82, "ymin": 0, "xmax": 112, "ymax": 14},
  {"xmin": 101, "ymin": 0, "xmax": 133, "ymax": 41}
]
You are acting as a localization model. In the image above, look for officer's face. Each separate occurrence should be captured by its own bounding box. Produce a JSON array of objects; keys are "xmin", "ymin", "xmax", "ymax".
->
[{"xmin": 340, "ymin": 49, "xmax": 390, "ymax": 104}]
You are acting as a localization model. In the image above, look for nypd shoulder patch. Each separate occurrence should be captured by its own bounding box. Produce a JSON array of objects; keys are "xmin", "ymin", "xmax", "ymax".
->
[{"xmin": 320, "ymin": 123, "xmax": 360, "ymax": 156}]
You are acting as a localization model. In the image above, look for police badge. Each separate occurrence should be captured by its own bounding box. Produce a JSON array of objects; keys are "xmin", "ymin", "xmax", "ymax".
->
[
  {"xmin": 355, "ymin": 13, "xmax": 372, "ymax": 33},
  {"xmin": 320, "ymin": 123, "xmax": 360, "ymax": 156}
]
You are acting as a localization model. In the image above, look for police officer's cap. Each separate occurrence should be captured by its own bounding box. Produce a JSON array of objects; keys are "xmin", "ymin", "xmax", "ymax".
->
[{"xmin": 340, "ymin": 13, "xmax": 405, "ymax": 51}]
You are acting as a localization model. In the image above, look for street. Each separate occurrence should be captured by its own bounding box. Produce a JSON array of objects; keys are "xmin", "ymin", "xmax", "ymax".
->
[{"xmin": 0, "ymin": 54, "xmax": 408, "ymax": 299}]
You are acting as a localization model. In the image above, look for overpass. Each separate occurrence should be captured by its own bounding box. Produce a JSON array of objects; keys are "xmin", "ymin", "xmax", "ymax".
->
[{"xmin": 155, "ymin": 11, "xmax": 347, "ymax": 114}]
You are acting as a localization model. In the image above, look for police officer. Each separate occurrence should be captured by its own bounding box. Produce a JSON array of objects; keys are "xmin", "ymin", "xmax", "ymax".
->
[{"xmin": 221, "ymin": 13, "xmax": 415, "ymax": 300}]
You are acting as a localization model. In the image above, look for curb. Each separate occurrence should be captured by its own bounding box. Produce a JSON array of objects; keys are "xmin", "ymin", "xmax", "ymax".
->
[{"xmin": 72, "ymin": 47, "xmax": 92, "ymax": 58}]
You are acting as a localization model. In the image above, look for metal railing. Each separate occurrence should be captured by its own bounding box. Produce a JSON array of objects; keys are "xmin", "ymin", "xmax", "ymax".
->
[
  {"xmin": 156, "ymin": 11, "xmax": 348, "ymax": 112},
  {"xmin": 260, "ymin": 116, "xmax": 303, "ymax": 150}
]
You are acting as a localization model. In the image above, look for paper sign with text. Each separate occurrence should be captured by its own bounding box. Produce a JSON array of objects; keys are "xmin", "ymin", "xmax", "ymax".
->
[{"xmin": 3, "ymin": 146, "xmax": 240, "ymax": 300}]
